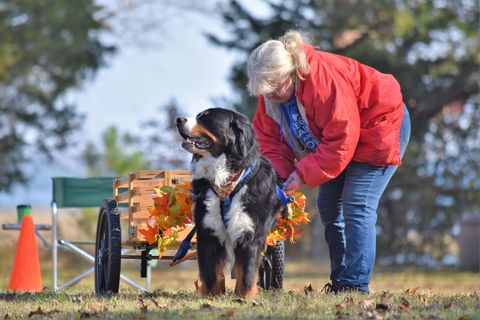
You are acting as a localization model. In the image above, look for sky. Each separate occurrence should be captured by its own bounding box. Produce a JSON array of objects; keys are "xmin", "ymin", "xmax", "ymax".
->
[{"xmin": 0, "ymin": 1, "xmax": 261, "ymax": 208}]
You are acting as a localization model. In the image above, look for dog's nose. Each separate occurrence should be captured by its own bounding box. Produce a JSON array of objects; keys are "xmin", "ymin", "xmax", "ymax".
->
[{"xmin": 176, "ymin": 117, "xmax": 187, "ymax": 126}]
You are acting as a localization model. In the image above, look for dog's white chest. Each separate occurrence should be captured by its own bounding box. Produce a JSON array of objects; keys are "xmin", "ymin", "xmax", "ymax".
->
[{"xmin": 202, "ymin": 187, "xmax": 254, "ymax": 246}]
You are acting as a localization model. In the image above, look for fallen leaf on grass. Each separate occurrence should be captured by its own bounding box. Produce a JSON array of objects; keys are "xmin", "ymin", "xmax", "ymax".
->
[
  {"xmin": 443, "ymin": 298, "xmax": 453, "ymax": 309},
  {"xmin": 138, "ymin": 298, "xmax": 148, "ymax": 313},
  {"xmin": 416, "ymin": 294, "xmax": 429, "ymax": 306},
  {"xmin": 376, "ymin": 296, "xmax": 390, "ymax": 311},
  {"xmin": 399, "ymin": 303, "xmax": 410, "ymax": 314},
  {"xmin": 79, "ymin": 310, "xmax": 102, "ymax": 319},
  {"xmin": 304, "ymin": 284, "xmax": 315, "ymax": 295},
  {"xmin": 335, "ymin": 307, "xmax": 349, "ymax": 320},
  {"xmin": 71, "ymin": 296, "xmax": 84, "ymax": 303},
  {"xmin": 28, "ymin": 307, "xmax": 46, "ymax": 317},
  {"xmin": 343, "ymin": 296, "xmax": 355, "ymax": 308},
  {"xmin": 88, "ymin": 302, "xmax": 103, "ymax": 310},
  {"xmin": 360, "ymin": 310, "xmax": 383, "ymax": 320},
  {"xmin": 148, "ymin": 297, "xmax": 167, "ymax": 309},
  {"xmin": 221, "ymin": 309, "xmax": 236, "ymax": 317},
  {"xmin": 399, "ymin": 298, "xmax": 410, "ymax": 315},
  {"xmin": 405, "ymin": 287, "xmax": 420, "ymax": 294},
  {"xmin": 400, "ymin": 297, "xmax": 410, "ymax": 306},
  {"xmin": 201, "ymin": 303, "xmax": 213, "ymax": 310},
  {"xmin": 234, "ymin": 298, "xmax": 247, "ymax": 304},
  {"xmin": 358, "ymin": 298, "xmax": 375, "ymax": 310}
]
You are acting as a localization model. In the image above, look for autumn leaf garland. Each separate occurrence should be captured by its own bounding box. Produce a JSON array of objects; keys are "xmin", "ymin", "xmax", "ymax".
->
[
  {"xmin": 138, "ymin": 181, "xmax": 194, "ymax": 256},
  {"xmin": 139, "ymin": 180, "xmax": 310, "ymax": 254}
]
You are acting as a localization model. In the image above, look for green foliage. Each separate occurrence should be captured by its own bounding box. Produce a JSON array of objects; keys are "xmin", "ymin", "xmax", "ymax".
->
[
  {"xmin": 0, "ymin": 0, "xmax": 115, "ymax": 191},
  {"xmin": 207, "ymin": 0, "xmax": 480, "ymax": 263},
  {"xmin": 83, "ymin": 126, "xmax": 146, "ymax": 177}
]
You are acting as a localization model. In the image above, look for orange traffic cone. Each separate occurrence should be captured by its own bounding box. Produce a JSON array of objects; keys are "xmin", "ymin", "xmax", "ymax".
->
[{"xmin": 8, "ymin": 215, "xmax": 42, "ymax": 292}]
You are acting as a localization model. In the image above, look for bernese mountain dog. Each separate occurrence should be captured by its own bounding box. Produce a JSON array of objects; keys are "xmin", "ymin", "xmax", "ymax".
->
[{"xmin": 176, "ymin": 108, "xmax": 282, "ymax": 298}]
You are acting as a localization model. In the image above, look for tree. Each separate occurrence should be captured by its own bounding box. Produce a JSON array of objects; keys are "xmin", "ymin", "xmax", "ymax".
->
[
  {"xmin": 207, "ymin": 0, "xmax": 480, "ymax": 263},
  {"xmin": 83, "ymin": 126, "xmax": 147, "ymax": 177},
  {"xmin": 0, "ymin": 0, "xmax": 114, "ymax": 191},
  {"xmin": 83, "ymin": 99, "xmax": 190, "ymax": 177}
]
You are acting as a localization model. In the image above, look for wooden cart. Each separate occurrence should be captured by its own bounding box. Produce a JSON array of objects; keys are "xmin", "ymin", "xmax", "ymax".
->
[{"xmin": 94, "ymin": 170, "xmax": 284, "ymax": 295}]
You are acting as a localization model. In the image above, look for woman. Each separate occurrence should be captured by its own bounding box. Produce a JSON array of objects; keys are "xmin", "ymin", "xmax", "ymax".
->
[{"xmin": 248, "ymin": 30, "xmax": 411, "ymax": 294}]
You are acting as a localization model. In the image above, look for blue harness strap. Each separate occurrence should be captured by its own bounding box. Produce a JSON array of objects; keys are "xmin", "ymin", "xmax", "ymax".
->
[{"xmin": 220, "ymin": 160, "xmax": 257, "ymax": 225}]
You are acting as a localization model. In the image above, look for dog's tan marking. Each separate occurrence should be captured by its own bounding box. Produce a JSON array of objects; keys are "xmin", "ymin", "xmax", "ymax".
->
[
  {"xmin": 191, "ymin": 123, "xmax": 219, "ymax": 143},
  {"xmin": 234, "ymin": 261, "xmax": 258, "ymax": 299},
  {"xmin": 214, "ymin": 259, "xmax": 226, "ymax": 295}
]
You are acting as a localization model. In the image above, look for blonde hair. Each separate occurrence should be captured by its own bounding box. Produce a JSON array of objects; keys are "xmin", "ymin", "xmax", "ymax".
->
[{"xmin": 247, "ymin": 30, "xmax": 311, "ymax": 96}]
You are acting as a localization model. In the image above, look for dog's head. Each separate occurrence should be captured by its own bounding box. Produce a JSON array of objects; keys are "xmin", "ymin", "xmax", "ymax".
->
[{"xmin": 176, "ymin": 108, "xmax": 259, "ymax": 170}]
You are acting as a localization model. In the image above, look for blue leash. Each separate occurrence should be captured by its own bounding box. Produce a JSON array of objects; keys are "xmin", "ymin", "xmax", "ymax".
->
[
  {"xmin": 171, "ymin": 225, "xmax": 197, "ymax": 263},
  {"xmin": 276, "ymin": 185, "xmax": 294, "ymax": 206}
]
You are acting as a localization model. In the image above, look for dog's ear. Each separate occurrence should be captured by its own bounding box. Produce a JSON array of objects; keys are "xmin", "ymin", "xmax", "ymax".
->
[{"xmin": 229, "ymin": 114, "xmax": 253, "ymax": 157}]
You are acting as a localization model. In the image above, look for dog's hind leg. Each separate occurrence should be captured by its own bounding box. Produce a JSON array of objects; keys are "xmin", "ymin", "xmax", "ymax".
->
[
  {"xmin": 197, "ymin": 231, "xmax": 226, "ymax": 296},
  {"xmin": 234, "ymin": 240, "xmax": 262, "ymax": 299}
]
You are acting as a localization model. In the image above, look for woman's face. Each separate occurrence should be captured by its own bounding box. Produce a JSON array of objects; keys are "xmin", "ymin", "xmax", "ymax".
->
[{"xmin": 264, "ymin": 74, "xmax": 295, "ymax": 104}]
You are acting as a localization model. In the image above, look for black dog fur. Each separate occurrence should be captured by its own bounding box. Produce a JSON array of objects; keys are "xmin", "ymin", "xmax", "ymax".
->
[{"xmin": 176, "ymin": 108, "xmax": 281, "ymax": 298}]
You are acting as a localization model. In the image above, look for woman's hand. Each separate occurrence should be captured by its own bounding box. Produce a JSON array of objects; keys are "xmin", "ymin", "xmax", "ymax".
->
[{"xmin": 283, "ymin": 171, "xmax": 304, "ymax": 196}]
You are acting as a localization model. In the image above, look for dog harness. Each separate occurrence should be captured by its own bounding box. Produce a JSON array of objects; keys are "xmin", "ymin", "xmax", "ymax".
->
[
  {"xmin": 172, "ymin": 161, "xmax": 258, "ymax": 263},
  {"xmin": 213, "ymin": 160, "xmax": 258, "ymax": 226}
]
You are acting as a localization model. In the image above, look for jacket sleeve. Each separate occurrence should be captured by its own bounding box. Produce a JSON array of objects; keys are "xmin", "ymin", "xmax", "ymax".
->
[
  {"xmin": 253, "ymin": 96, "xmax": 295, "ymax": 180},
  {"xmin": 294, "ymin": 68, "xmax": 360, "ymax": 187}
]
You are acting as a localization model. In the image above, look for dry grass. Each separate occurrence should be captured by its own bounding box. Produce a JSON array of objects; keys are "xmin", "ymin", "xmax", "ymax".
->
[{"xmin": 1, "ymin": 209, "xmax": 479, "ymax": 319}]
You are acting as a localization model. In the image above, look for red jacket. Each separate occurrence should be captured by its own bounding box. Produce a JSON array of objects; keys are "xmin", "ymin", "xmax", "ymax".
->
[{"xmin": 253, "ymin": 45, "xmax": 404, "ymax": 187}]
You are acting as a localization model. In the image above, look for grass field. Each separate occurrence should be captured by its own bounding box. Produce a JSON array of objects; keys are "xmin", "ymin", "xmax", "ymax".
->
[{"xmin": 1, "ymin": 246, "xmax": 479, "ymax": 319}]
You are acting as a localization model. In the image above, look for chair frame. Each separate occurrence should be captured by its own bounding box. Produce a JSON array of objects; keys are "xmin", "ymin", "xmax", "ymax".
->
[{"xmin": 50, "ymin": 177, "xmax": 148, "ymax": 291}]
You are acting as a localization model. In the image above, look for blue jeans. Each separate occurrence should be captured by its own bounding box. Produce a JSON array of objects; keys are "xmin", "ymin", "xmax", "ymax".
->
[{"xmin": 317, "ymin": 105, "xmax": 411, "ymax": 293}]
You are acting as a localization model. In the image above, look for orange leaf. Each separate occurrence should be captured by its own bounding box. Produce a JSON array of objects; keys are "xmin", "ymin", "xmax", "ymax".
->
[{"xmin": 138, "ymin": 223, "xmax": 159, "ymax": 245}]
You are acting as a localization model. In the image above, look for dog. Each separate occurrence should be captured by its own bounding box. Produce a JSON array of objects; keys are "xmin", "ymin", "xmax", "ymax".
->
[{"xmin": 176, "ymin": 108, "xmax": 282, "ymax": 298}]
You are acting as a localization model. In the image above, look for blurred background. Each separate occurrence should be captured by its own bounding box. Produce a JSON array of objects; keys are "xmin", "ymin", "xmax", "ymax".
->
[{"xmin": 0, "ymin": 0, "xmax": 478, "ymax": 279}]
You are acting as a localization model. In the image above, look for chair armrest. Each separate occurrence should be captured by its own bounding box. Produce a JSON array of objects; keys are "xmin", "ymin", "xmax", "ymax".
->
[{"xmin": 2, "ymin": 223, "xmax": 52, "ymax": 231}]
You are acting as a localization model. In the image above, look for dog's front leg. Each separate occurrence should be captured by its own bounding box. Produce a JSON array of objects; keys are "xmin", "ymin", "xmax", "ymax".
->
[
  {"xmin": 197, "ymin": 231, "xmax": 226, "ymax": 296},
  {"xmin": 234, "ymin": 239, "xmax": 262, "ymax": 299}
]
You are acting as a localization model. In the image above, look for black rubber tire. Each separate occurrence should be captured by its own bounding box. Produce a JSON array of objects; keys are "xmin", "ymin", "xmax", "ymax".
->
[
  {"xmin": 259, "ymin": 240, "xmax": 285, "ymax": 290},
  {"xmin": 258, "ymin": 255, "xmax": 272, "ymax": 290},
  {"xmin": 95, "ymin": 199, "xmax": 121, "ymax": 295}
]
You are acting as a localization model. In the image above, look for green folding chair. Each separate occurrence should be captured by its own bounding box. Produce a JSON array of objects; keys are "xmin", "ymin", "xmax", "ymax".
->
[{"xmin": 51, "ymin": 177, "xmax": 146, "ymax": 291}]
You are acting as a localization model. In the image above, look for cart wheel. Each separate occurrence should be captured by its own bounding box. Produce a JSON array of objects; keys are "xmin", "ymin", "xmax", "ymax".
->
[
  {"xmin": 259, "ymin": 240, "xmax": 284, "ymax": 290},
  {"xmin": 95, "ymin": 199, "xmax": 121, "ymax": 295}
]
